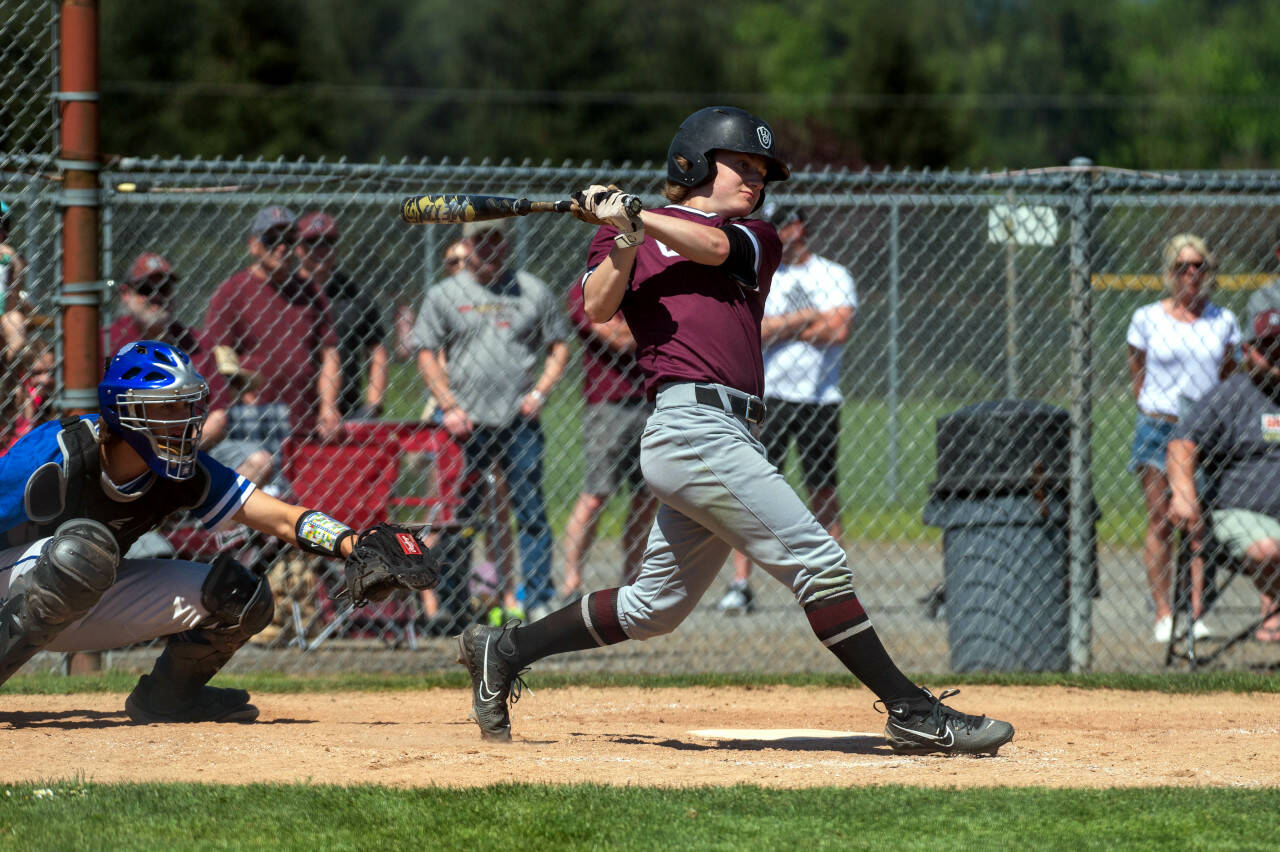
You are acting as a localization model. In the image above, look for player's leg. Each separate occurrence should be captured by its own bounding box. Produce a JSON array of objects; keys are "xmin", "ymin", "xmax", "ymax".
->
[
  {"xmin": 123, "ymin": 553, "xmax": 272, "ymax": 723},
  {"xmin": 719, "ymin": 400, "xmax": 796, "ymax": 613},
  {"xmin": 664, "ymin": 405, "xmax": 1013, "ymax": 755},
  {"xmin": 0, "ymin": 521, "xmax": 119, "ymax": 684},
  {"xmin": 618, "ymin": 401, "xmax": 657, "ymax": 586}
]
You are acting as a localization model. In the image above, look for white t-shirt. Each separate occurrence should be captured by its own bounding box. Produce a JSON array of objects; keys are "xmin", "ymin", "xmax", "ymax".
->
[
  {"xmin": 761, "ymin": 254, "xmax": 858, "ymax": 404},
  {"xmin": 1126, "ymin": 301, "xmax": 1240, "ymax": 417}
]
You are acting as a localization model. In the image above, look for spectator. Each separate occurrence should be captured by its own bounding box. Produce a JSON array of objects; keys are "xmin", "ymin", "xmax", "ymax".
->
[
  {"xmin": 108, "ymin": 252, "xmax": 233, "ymax": 449},
  {"xmin": 1247, "ymin": 229, "xmax": 1280, "ymax": 318},
  {"xmin": 295, "ymin": 212, "xmax": 387, "ymax": 419},
  {"xmin": 1168, "ymin": 309, "xmax": 1280, "ymax": 642},
  {"xmin": 2, "ymin": 337, "xmax": 55, "ymax": 452},
  {"xmin": 1127, "ymin": 233, "xmax": 1240, "ymax": 643},
  {"xmin": 0, "ymin": 200, "xmax": 30, "ymax": 361},
  {"xmin": 561, "ymin": 282, "xmax": 657, "ymax": 603},
  {"xmin": 13, "ymin": 338, "xmax": 55, "ymax": 437},
  {"xmin": 413, "ymin": 219, "xmax": 569, "ymax": 623},
  {"xmin": 203, "ymin": 206, "xmax": 342, "ymax": 442},
  {"xmin": 720, "ymin": 204, "xmax": 858, "ymax": 614},
  {"xmin": 210, "ymin": 346, "xmax": 287, "ymax": 491}
]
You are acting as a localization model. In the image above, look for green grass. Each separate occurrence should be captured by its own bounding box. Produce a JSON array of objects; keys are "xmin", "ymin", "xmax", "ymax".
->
[
  {"xmin": 0, "ymin": 782, "xmax": 1274, "ymax": 851},
  {"xmin": 4, "ymin": 669, "xmax": 1278, "ymax": 696},
  {"xmin": 4, "ymin": 673, "xmax": 1275, "ymax": 848}
]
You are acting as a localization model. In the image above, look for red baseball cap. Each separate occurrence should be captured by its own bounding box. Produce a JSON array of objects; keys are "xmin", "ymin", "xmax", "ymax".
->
[
  {"xmin": 124, "ymin": 252, "xmax": 178, "ymax": 284},
  {"xmin": 297, "ymin": 211, "xmax": 340, "ymax": 241},
  {"xmin": 1249, "ymin": 309, "xmax": 1280, "ymax": 343}
]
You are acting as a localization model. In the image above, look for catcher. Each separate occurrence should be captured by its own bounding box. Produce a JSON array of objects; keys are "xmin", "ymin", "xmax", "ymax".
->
[{"xmin": 0, "ymin": 339, "xmax": 437, "ymax": 722}]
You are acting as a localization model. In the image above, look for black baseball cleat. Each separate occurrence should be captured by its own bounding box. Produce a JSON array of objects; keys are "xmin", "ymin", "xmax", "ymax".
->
[
  {"xmin": 455, "ymin": 622, "xmax": 528, "ymax": 742},
  {"xmin": 878, "ymin": 688, "xmax": 1014, "ymax": 755},
  {"xmin": 125, "ymin": 675, "xmax": 259, "ymax": 723}
]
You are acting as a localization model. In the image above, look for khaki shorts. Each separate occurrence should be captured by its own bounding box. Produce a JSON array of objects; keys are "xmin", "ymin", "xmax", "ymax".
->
[
  {"xmin": 582, "ymin": 399, "xmax": 652, "ymax": 495},
  {"xmin": 1212, "ymin": 508, "xmax": 1280, "ymax": 561}
]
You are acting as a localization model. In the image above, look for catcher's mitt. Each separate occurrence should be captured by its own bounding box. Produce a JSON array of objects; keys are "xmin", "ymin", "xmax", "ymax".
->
[{"xmin": 334, "ymin": 524, "xmax": 440, "ymax": 607}]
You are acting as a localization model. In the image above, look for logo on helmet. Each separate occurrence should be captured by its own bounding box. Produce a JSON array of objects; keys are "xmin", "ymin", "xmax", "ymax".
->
[{"xmin": 756, "ymin": 125, "xmax": 773, "ymax": 150}]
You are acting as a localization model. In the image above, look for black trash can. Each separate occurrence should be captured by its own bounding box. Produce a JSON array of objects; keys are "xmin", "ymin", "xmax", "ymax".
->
[{"xmin": 923, "ymin": 400, "xmax": 1082, "ymax": 672}]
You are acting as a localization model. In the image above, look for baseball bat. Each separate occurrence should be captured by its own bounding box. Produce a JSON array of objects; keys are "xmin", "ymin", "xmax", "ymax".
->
[{"xmin": 400, "ymin": 192, "xmax": 642, "ymax": 225}]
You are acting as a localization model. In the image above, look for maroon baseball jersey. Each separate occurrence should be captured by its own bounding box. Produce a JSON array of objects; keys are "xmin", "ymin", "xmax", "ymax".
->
[
  {"xmin": 106, "ymin": 317, "xmax": 231, "ymax": 413},
  {"xmin": 567, "ymin": 282, "xmax": 646, "ymax": 405},
  {"xmin": 203, "ymin": 269, "xmax": 338, "ymax": 433},
  {"xmin": 585, "ymin": 205, "xmax": 781, "ymax": 400}
]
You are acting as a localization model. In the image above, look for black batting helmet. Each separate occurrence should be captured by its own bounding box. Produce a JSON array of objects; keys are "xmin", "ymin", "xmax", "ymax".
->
[{"xmin": 667, "ymin": 106, "xmax": 790, "ymax": 194}]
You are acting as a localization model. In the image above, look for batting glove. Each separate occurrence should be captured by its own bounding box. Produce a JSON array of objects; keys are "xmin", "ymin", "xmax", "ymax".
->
[{"xmin": 574, "ymin": 184, "xmax": 645, "ymax": 248}]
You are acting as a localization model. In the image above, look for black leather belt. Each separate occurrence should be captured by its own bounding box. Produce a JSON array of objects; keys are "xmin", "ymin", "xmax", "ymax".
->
[{"xmin": 694, "ymin": 384, "xmax": 766, "ymax": 424}]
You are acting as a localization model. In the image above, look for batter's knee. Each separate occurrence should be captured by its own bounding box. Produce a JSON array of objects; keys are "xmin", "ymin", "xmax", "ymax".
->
[
  {"xmin": 23, "ymin": 520, "xmax": 120, "ymax": 626},
  {"xmin": 615, "ymin": 585, "xmax": 696, "ymax": 641},
  {"xmin": 793, "ymin": 560, "xmax": 857, "ymax": 609}
]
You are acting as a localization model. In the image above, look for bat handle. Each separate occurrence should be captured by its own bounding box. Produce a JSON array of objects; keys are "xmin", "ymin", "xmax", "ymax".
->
[{"xmin": 621, "ymin": 194, "xmax": 643, "ymax": 216}]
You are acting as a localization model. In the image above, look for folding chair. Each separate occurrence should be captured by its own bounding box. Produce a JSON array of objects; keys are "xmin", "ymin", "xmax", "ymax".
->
[
  {"xmin": 1165, "ymin": 521, "xmax": 1280, "ymax": 669},
  {"xmin": 282, "ymin": 421, "xmax": 467, "ymax": 649}
]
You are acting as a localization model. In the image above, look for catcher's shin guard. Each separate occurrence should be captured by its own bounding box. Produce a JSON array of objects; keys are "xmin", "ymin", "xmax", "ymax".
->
[
  {"xmin": 126, "ymin": 553, "xmax": 272, "ymax": 723},
  {"xmin": 0, "ymin": 519, "xmax": 119, "ymax": 684}
]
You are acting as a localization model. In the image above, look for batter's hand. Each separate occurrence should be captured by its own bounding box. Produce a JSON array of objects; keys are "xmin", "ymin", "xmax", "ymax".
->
[{"xmin": 573, "ymin": 185, "xmax": 645, "ymax": 248}]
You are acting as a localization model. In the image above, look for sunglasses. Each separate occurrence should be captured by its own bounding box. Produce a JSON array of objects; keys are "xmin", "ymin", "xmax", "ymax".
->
[
  {"xmin": 301, "ymin": 236, "xmax": 337, "ymax": 248},
  {"xmin": 259, "ymin": 227, "xmax": 297, "ymax": 248},
  {"xmin": 131, "ymin": 280, "xmax": 173, "ymax": 301},
  {"xmin": 1173, "ymin": 260, "xmax": 1206, "ymax": 275}
]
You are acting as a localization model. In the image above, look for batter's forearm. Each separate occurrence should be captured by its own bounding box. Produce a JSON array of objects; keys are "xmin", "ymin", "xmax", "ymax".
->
[{"xmin": 640, "ymin": 212, "xmax": 728, "ymax": 265}]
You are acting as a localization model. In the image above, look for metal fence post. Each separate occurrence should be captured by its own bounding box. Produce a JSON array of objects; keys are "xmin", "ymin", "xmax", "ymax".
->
[
  {"xmin": 1067, "ymin": 157, "xmax": 1096, "ymax": 672},
  {"xmin": 887, "ymin": 199, "xmax": 901, "ymax": 502}
]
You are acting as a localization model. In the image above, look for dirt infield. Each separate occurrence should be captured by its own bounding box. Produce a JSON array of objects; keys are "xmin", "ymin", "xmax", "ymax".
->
[{"xmin": 1, "ymin": 685, "xmax": 1276, "ymax": 789}]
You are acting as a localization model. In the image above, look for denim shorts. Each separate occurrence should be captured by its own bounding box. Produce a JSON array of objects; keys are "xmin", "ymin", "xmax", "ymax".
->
[{"xmin": 1128, "ymin": 412, "xmax": 1176, "ymax": 474}]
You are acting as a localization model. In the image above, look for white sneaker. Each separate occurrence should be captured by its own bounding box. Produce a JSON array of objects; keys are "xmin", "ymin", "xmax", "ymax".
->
[{"xmin": 1153, "ymin": 614, "xmax": 1214, "ymax": 642}]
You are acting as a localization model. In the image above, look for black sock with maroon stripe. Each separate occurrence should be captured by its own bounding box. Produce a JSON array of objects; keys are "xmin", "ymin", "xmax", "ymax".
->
[
  {"xmin": 804, "ymin": 593, "xmax": 923, "ymax": 703},
  {"xmin": 510, "ymin": 588, "xmax": 629, "ymax": 669}
]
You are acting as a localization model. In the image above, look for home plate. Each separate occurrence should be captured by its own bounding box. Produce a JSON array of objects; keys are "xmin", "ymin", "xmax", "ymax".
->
[{"xmin": 689, "ymin": 729, "xmax": 878, "ymax": 741}]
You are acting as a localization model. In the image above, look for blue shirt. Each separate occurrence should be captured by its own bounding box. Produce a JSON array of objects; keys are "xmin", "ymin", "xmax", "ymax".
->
[{"xmin": 0, "ymin": 415, "xmax": 255, "ymax": 543}]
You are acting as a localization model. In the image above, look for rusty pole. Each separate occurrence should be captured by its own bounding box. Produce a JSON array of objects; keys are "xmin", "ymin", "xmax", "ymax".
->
[{"xmin": 58, "ymin": 0, "xmax": 103, "ymax": 676}]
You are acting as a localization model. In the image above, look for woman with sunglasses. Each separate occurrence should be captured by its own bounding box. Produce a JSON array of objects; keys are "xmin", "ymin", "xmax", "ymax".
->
[{"xmin": 1126, "ymin": 233, "xmax": 1241, "ymax": 642}]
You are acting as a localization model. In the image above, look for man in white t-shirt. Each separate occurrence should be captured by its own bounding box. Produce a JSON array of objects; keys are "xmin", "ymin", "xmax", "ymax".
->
[{"xmin": 718, "ymin": 205, "xmax": 858, "ymax": 614}]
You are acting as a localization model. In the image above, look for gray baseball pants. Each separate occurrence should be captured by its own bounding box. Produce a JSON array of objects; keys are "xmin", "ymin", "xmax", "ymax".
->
[{"xmin": 615, "ymin": 382, "xmax": 857, "ymax": 640}]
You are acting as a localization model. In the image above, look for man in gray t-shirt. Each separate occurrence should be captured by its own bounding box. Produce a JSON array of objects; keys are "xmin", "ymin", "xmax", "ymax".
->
[
  {"xmin": 1169, "ymin": 308, "xmax": 1280, "ymax": 640},
  {"xmin": 413, "ymin": 220, "xmax": 570, "ymax": 620}
]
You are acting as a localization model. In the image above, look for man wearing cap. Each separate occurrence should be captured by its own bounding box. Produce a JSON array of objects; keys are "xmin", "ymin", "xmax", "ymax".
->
[
  {"xmin": 203, "ymin": 207, "xmax": 342, "ymax": 442},
  {"xmin": 412, "ymin": 220, "xmax": 570, "ymax": 622},
  {"xmin": 295, "ymin": 212, "xmax": 387, "ymax": 419},
  {"xmin": 1168, "ymin": 309, "xmax": 1280, "ymax": 642},
  {"xmin": 719, "ymin": 204, "xmax": 858, "ymax": 614},
  {"xmin": 109, "ymin": 252, "xmax": 232, "ymax": 448},
  {"xmin": 0, "ymin": 201, "xmax": 30, "ymax": 361}
]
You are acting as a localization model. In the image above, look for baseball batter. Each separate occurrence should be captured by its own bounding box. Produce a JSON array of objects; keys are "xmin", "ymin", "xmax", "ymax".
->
[
  {"xmin": 458, "ymin": 106, "xmax": 1014, "ymax": 754},
  {"xmin": 0, "ymin": 340, "xmax": 436, "ymax": 722}
]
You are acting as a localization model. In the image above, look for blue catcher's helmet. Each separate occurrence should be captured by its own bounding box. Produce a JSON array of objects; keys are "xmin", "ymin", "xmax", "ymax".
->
[{"xmin": 98, "ymin": 340, "xmax": 209, "ymax": 480}]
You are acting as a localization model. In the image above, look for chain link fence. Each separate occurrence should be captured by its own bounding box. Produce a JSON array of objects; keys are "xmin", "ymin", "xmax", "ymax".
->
[
  {"xmin": 5, "ymin": 4, "xmax": 1280, "ymax": 678},
  {"xmin": 37, "ymin": 160, "xmax": 1266, "ymax": 677}
]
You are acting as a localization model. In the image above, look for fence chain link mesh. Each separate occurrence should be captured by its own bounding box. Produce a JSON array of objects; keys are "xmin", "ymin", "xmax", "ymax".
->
[
  {"xmin": 6, "ymin": 7, "xmax": 1280, "ymax": 677},
  {"xmin": 44, "ymin": 160, "xmax": 1269, "ymax": 677}
]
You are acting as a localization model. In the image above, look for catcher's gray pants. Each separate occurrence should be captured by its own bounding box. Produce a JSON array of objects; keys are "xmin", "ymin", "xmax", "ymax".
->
[
  {"xmin": 0, "ymin": 538, "xmax": 211, "ymax": 651},
  {"xmin": 616, "ymin": 382, "xmax": 856, "ymax": 640}
]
